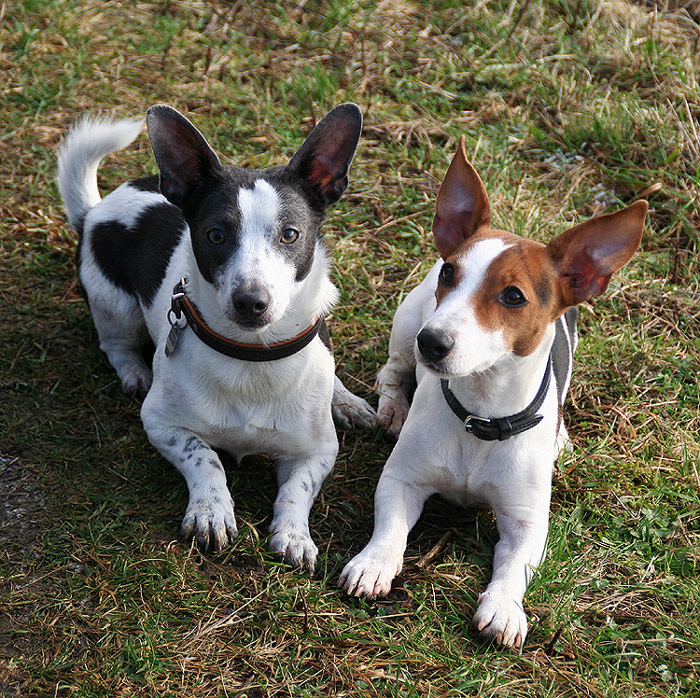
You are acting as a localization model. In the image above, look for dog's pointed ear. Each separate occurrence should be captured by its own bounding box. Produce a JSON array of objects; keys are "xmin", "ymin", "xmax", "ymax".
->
[
  {"xmin": 146, "ymin": 105, "xmax": 221, "ymax": 207},
  {"xmin": 287, "ymin": 103, "xmax": 362, "ymax": 207},
  {"xmin": 548, "ymin": 200, "xmax": 647, "ymax": 307},
  {"xmin": 432, "ymin": 136, "xmax": 491, "ymax": 258}
]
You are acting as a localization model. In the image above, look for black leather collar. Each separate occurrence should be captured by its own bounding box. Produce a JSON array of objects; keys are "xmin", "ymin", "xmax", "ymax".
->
[
  {"xmin": 440, "ymin": 356, "xmax": 552, "ymax": 441},
  {"xmin": 167, "ymin": 279, "xmax": 320, "ymax": 362}
]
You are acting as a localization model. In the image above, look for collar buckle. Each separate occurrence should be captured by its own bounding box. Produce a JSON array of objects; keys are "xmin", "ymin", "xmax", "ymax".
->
[{"xmin": 463, "ymin": 414, "xmax": 489, "ymax": 433}]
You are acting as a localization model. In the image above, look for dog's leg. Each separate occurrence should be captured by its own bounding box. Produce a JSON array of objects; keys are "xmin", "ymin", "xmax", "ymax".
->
[
  {"xmin": 376, "ymin": 356, "xmax": 416, "ymax": 439},
  {"xmin": 376, "ymin": 282, "xmax": 426, "ymax": 439},
  {"xmin": 339, "ymin": 471, "xmax": 431, "ymax": 598},
  {"xmin": 332, "ymin": 376, "xmax": 376, "ymax": 430},
  {"xmin": 89, "ymin": 297, "xmax": 153, "ymax": 399},
  {"xmin": 269, "ymin": 446, "xmax": 337, "ymax": 572},
  {"xmin": 473, "ymin": 506, "xmax": 549, "ymax": 649},
  {"xmin": 141, "ymin": 408, "xmax": 237, "ymax": 551}
]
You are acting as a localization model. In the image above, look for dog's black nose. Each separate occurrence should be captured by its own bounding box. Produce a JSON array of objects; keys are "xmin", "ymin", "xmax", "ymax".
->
[
  {"xmin": 417, "ymin": 328, "xmax": 455, "ymax": 363},
  {"xmin": 232, "ymin": 287, "xmax": 270, "ymax": 322}
]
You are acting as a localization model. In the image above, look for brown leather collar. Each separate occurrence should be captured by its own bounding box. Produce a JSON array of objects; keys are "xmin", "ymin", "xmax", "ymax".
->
[{"xmin": 166, "ymin": 278, "xmax": 320, "ymax": 361}]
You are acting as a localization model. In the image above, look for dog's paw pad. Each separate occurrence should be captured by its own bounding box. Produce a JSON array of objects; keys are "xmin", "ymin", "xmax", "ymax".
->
[
  {"xmin": 332, "ymin": 395, "xmax": 377, "ymax": 431},
  {"xmin": 473, "ymin": 592, "xmax": 528, "ymax": 649},
  {"xmin": 377, "ymin": 399, "xmax": 409, "ymax": 439},
  {"xmin": 338, "ymin": 552, "xmax": 397, "ymax": 600},
  {"xmin": 181, "ymin": 493, "xmax": 238, "ymax": 553},
  {"xmin": 268, "ymin": 528, "xmax": 318, "ymax": 573}
]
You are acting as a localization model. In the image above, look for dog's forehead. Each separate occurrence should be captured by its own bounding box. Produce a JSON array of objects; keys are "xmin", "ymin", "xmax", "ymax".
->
[
  {"xmin": 237, "ymin": 179, "xmax": 281, "ymax": 230},
  {"xmin": 446, "ymin": 234, "xmax": 514, "ymax": 288},
  {"xmin": 450, "ymin": 232, "xmax": 548, "ymax": 284},
  {"xmin": 193, "ymin": 167, "xmax": 318, "ymax": 229},
  {"xmin": 452, "ymin": 237, "xmax": 512, "ymax": 292}
]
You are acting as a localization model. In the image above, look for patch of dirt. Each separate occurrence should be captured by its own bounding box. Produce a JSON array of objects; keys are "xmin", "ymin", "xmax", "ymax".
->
[
  {"xmin": 0, "ymin": 454, "xmax": 55, "ymax": 697},
  {"xmin": 0, "ymin": 455, "xmax": 46, "ymax": 551}
]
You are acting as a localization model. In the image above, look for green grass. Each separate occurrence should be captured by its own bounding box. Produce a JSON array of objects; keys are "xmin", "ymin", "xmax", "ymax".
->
[{"xmin": 1, "ymin": 0, "xmax": 699, "ymax": 695}]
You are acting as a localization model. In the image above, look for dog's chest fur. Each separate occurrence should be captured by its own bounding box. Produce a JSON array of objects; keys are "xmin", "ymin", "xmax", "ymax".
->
[{"xmin": 149, "ymin": 328, "xmax": 335, "ymax": 458}]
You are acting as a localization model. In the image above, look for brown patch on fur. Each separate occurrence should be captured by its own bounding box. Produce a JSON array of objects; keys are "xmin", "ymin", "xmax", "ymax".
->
[{"xmin": 440, "ymin": 230, "xmax": 563, "ymax": 357}]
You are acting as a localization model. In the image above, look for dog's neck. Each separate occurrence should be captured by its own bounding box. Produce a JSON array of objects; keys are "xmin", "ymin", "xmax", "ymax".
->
[
  {"xmin": 182, "ymin": 240, "xmax": 337, "ymax": 346},
  {"xmin": 444, "ymin": 323, "xmax": 556, "ymax": 420}
]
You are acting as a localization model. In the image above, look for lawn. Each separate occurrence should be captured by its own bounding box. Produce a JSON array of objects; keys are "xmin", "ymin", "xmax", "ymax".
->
[{"xmin": 1, "ymin": 0, "xmax": 698, "ymax": 696}]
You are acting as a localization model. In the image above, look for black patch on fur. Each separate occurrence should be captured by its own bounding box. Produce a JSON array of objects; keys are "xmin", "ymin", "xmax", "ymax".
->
[
  {"xmin": 318, "ymin": 317, "xmax": 333, "ymax": 354},
  {"xmin": 90, "ymin": 195, "xmax": 184, "ymax": 306},
  {"xmin": 552, "ymin": 307, "xmax": 578, "ymax": 405},
  {"xmin": 129, "ymin": 175, "xmax": 160, "ymax": 193},
  {"xmin": 183, "ymin": 436, "xmax": 201, "ymax": 453},
  {"xmin": 268, "ymin": 176, "xmax": 324, "ymax": 282}
]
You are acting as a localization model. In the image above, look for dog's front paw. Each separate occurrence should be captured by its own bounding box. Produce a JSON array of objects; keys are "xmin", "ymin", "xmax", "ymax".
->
[
  {"xmin": 181, "ymin": 490, "xmax": 238, "ymax": 553},
  {"xmin": 473, "ymin": 591, "xmax": 528, "ymax": 649},
  {"xmin": 268, "ymin": 526, "xmax": 318, "ymax": 573},
  {"xmin": 377, "ymin": 396, "xmax": 410, "ymax": 439},
  {"xmin": 332, "ymin": 394, "xmax": 377, "ymax": 431},
  {"xmin": 120, "ymin": 365, "xmax": 153, "ymax": 400},
  {"xmin": 339, "ymin": 549, "xmax": 399, "ymax": 599}
]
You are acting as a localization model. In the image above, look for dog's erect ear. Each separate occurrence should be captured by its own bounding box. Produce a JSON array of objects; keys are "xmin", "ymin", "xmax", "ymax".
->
[
  {"xmin": 548, "ymin": 200, "xmax": 647, "ymax": 307},
  {"xmin": 146, "ymin": 105, "xmax": 221, "ymax": 207},
  {"xmin": 432, "ymin": 136, "xmax": 491, "ymax": 259},
  {"xmin": 287, "ymin": 103, "xmax": 362, "ymax": 207}
]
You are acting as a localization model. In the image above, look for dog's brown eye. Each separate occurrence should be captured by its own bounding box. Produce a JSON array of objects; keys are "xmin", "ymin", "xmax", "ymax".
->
[
  {"xmin": 280, "ymin": 228, "xmax": 299, "ymax": 244},
  {"xmin": 206, "ymin": 228, "xmax": 225, "ymax": 245},
  {"xmin": 502, "ymin": 286, "xmax": 526, "ymax": 307},
  {"xmin": 439, "ymin": 263, "xmax": 455, "ymax": 286}
]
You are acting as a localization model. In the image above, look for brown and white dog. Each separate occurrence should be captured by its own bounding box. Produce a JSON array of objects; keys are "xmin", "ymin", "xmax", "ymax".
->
[{"xmin": 340, "ymin": 137, "xmax": 647, "ymax": 647}]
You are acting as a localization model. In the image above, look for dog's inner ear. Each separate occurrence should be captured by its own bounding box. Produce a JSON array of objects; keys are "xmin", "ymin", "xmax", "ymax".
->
[
  {"xmin": 432, "ymin": 136, "xmax": 491, "ymax": 259},
  {"xmin": 287, "ymin": 103, "xmax": 363, "ymax": 206},
  {"xmin": 548, "ymin": 200, "xmax": 647, "ymax": 307},
  {"xmin": 146, "ymin": 105, "xmax": 221, "ymax": 208}
]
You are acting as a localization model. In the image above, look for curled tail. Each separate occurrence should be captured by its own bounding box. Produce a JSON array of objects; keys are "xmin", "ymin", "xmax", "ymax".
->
[{"xmin": 57, "ymin": 116, "xmax": 144, "ymax": 234}]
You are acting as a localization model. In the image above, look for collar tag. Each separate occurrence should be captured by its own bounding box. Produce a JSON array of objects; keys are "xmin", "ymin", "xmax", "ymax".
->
[
  {"xmin": 164, "ymin": 322, "xmax": 182, "ymax": 358},
  {"xmin": 165, "ymin": 279, "xmax": 188, "ymax": 358}
]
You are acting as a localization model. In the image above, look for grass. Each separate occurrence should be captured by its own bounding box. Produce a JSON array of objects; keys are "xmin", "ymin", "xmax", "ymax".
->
[{"xmin": 1, "ymin": 0, "xmax": 699, "ymax": 695}]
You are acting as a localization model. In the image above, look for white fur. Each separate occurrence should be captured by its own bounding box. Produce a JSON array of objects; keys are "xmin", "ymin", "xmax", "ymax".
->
[
  {"xmin": 57, "ymin": 117, "xmax": 144, "ymax": 230},
  {"xmin": 58, "ymin": 115, "xmax": 375, "ymax": 567},
  {"xmin": 341, "ymin": 244, "xmax": 564, "ymax": 649},
  {"xmin": 86, "ymin": 182, "xmax": 165, "ymax": 231}
]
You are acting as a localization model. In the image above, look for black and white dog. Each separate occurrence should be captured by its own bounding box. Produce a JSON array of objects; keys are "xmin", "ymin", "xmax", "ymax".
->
[{"xmin": 57, "ymin": 104, "xmax": 375, "ymax": 569}]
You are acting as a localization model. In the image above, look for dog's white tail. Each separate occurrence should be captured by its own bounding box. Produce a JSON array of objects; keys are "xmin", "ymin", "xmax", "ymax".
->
[{"xmin": 57, "ymin": 116, "xmax": 144, "ymax": 232}]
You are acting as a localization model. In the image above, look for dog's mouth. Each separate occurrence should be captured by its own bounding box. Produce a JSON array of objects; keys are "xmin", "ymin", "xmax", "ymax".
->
[
  {"xmin": 232, "ymin": 318, "xmax": 271, "ymax": 332},
  {"xmin": 418, "ymin": 354, "xmax": 496, "ymax": 380},
  {"xmin": 417, "ymin": 356, "xmax": 452, "ymax": 376}
]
